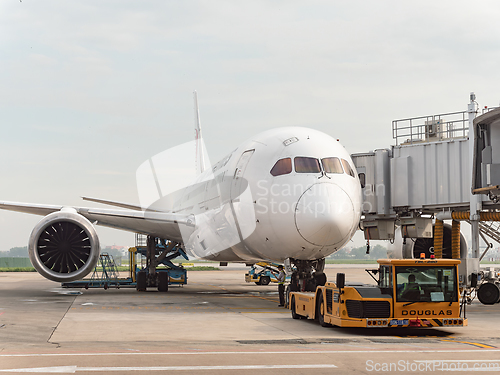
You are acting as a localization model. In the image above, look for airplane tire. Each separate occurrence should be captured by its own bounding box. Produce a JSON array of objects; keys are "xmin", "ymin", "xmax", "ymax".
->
[
  {"xmin": 477, "ymin": 283, "xmax": 500, "ymax": 305},
  {"xmin": 314, "ymin": 272, "xmax": 327, "ymax": 287},
  {"xmin": 136, "ymin": 271, "xmax": 147, "ymax": 292},
  {"xmin": 158, "ymin": 272, "xmax": 169, "ymax": 292},
  {"xmin": 305, "ymin": 279, "xmax": 316, "ymax": 292}
]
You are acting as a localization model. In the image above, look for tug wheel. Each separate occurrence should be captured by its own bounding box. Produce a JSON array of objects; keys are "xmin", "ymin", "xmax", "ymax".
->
[{"xmin": 317, "ymin": 293, "xmax": 331, "ymax": 327}]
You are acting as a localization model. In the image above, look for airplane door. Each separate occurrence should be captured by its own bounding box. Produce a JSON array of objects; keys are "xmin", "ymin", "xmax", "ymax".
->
[
  {"xmin": 231, "ymin": 149, "xmax": 255, "ymax": 200},
  {"xmin": 229, "ymin": 149, "xmax": 257, "ymax": 251}
]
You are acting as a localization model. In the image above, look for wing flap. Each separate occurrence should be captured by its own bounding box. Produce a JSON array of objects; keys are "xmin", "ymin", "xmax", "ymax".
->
[{"xmin": 81, "ymin": 196, "xmax": 147, "ymax": 211}]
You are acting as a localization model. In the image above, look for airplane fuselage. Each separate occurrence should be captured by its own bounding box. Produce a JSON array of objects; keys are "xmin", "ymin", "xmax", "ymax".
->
[{"xmin": 151, "ymin": 127, "xmax": 362, "ymax": 263}]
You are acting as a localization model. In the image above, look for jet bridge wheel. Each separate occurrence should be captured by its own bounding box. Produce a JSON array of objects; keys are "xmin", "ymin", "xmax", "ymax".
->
[{"xmin": 477, "ymin": 282, "xmax": 500, "ymax": 305}]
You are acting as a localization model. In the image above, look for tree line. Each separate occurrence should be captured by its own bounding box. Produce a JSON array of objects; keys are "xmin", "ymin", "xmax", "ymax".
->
[{"xmin": 329, "ymin": 244, "xmax": 388, "ymax": 260}]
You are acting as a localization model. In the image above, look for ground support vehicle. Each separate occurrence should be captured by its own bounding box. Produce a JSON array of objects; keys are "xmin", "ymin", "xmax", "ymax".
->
[
  {"xmin": 61, "ymin": 252, "xmax": 124, "ymax": 290},
  {"xmin": 245, "ymin": 262, "xmax": 291, "ymax": 285},
  {"xmin": 62, "ymin": 238, "xmax": 188, "ymax": 291},
  {"xmin": 289, "ymin": 258, "xmax": 467, "ymax": 328}
]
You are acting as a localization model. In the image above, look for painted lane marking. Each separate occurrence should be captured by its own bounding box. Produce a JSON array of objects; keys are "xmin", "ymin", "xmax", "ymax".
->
[
  {"xmin": 0, "ymin": 364, "xmax": 338, "ymax": 373},
  {"xmin": 415, "ymin": 360, "xmax": 500, "ymax": 363},
  {"xmin": 240, "ymin": 311, "xmax": 288, "ymax": 314},
  {"xmin": 1, "ymin": 349, "xmax": 500, "ymax": 358},
  {"xmin": 440, "ymin": 339, "xmax": 496, "ymax": 349}
]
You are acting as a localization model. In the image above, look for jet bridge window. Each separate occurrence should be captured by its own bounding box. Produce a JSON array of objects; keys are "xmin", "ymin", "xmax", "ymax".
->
[
  {"xmin": 270, "ymin": 158, "xmax": 292, "ymax": 176},
  {"xmin": 294, "ymin": 157, "xmax": 321, "ymax": 173},
  {"xmin": 321, "ymin": 157, "xmax": 343, "ymax": 174},
  {"xmin": 341, "ymin": 159, "xmax": 356, "ymax": 178}
]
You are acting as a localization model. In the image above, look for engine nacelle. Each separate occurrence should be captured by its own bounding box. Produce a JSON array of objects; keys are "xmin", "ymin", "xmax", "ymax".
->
[
  {"xmin": 28, "ymin": 209, "xmax": 100, "ymax": 282},
  {"xmin": 388, "ymin": 223, "xmax": 467, "ymax": 259}
]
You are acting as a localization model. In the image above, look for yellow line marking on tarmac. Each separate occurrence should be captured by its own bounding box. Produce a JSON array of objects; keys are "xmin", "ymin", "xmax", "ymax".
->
[
  {"xmin": 440, "ymin": 339, "xmax": 496, "ymax": 349},
  {"xmin": 242, "ymin": 311, "xmax": 289, "ymax": 314}
]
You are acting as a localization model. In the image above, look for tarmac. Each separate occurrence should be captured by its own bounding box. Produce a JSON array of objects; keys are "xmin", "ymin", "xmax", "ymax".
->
[{"xmin": 1, "ymin": 264, "xmax": 500, "ymax": 374}]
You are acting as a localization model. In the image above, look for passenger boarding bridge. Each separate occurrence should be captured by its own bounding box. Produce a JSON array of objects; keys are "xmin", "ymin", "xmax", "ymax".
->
[{"xmin": 352, "ymin": 93, "xmax": 500, "ymax": 304}]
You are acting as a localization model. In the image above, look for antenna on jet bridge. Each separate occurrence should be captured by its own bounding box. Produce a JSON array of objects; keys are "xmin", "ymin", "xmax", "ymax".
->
[{"xmin": 193, "ymin": 91, "xmax": 206, "ymax": 175}]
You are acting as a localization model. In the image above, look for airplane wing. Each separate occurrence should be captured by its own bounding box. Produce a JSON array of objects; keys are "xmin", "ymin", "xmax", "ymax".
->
[
  {"xmin": 81, "ymin": 196, "xmax": 146, "ymax": 211},
  {"xmin": 0, "ymin": 201, "xmax": 192, "ymax": 242}
]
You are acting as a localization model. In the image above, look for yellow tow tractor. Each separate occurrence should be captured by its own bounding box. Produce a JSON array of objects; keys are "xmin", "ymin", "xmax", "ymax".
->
[{"xmin": 289, "ymin": 257, "xmax": 467, "ymax": 328}]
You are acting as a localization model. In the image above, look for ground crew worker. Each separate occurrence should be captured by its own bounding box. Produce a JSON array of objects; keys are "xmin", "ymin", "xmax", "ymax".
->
[
  {"xmin": 399, "ymin": 274, "xmax": 421, "ymax": 300},
  {"xmin": 274, "ymin": 265, "xmax": 286, "ymax": 307}
]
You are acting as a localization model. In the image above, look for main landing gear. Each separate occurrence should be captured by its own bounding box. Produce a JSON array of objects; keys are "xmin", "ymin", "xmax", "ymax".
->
[{"xmin": 135, "ymin": 235, "xmax": 188, "ymax": 292}]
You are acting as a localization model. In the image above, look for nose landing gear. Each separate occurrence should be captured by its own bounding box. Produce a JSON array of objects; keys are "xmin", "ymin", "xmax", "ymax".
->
[{"xmin": 285, "ymin": 258, "xmax": 326, "ymax": 307}]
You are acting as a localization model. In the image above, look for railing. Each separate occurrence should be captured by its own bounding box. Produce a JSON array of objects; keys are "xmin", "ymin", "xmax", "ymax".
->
[
  {"xmin": 482, "ymin": 106, "xmax": 499, "ymax": 114},
  {"xmin": 392, "ymin": 110, "xmax": 469, "ymax": 146},
  {"xmin": 479, "ymin": 221, "xmax": 500, "ymax": 245},
  {"xmin": 135, "ymin": 233, "xmax": 147, "ymax": 248}
]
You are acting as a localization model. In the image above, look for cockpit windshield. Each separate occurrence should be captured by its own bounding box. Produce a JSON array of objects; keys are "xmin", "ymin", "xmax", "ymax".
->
[
  {"xmin": 395, "ymin": 266, "xmax": 458, "ymax": 303},
  {"xmin": 341, "ymin": 159, "xmax": 355, "ymax": 178},
  {"xmin": 321, "ymin": 157, "xmax": 343, "ymax": 174},
  {"xmin": 294, "ymin": 157, "xmax": 321, "ymax": 173},
  {"xmin": 270, "ymin": 158, "xmax": 292, "ymax": 176},
  {"xmin": 270, "ymin": 156, "xmax": 357, "ymax": 177}
]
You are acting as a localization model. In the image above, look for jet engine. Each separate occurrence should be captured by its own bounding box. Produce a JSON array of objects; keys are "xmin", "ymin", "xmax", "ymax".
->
[
  {"xmin": 28, "ymin": 209, "xmax": 100, "ymax": 282},
  {"xmin": 389, "ymin": 223, "xmax": 467, "ymax": 259}
]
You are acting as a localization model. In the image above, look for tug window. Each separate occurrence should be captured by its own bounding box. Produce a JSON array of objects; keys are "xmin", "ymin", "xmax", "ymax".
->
[
  {"xmin": 270, "ymin": 158, "xmax": 292, "ymax": 176},
  {"xmin": 294, "ymin": 157, "xmax": 321, "ymax": 173},
  {"xmin": 321, "ymin": 157, "xmax": 343, "ymax": 174},
  {"xmin": 341, "ymin": 159, "xmax": 356, "ymax": 178}
]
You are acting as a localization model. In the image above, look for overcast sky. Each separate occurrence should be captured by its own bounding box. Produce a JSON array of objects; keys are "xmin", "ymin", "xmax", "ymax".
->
[{"xmin": 1, "ymin": 1, "xmax": 500, "ymax": 250}]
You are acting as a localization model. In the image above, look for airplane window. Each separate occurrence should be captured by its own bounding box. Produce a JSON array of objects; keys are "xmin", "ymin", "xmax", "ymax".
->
[
  {"xmin": 341, "ymin": 159, "xmax": 356, "ymax": 178},
  {"xmin": 270, "ymin": 158, "xmax": 292, "ymax": 176},
  {"xmin": 321, "ymin": 157, "xmax": 343, "ymax": 174},
  {"xmin": 294, "ymin": 157, "xmax": 321, "ymax": 173}
]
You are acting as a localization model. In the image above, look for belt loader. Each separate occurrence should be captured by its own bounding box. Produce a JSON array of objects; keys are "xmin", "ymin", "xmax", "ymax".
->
[{"xmin": 289, "ymin": 257, "xmax": 467, "ymax": 328}]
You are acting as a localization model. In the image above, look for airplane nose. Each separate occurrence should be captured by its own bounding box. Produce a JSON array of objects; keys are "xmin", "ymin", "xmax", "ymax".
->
[{"xmin": 294, "ymin": 183, "xmax": 355, "ymax": 247}]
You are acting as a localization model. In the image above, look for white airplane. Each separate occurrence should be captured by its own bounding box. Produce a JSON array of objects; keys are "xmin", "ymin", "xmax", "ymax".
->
[{"xmin": 0, "ymin": 95, "xmax": 362, "ymax": 291}]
